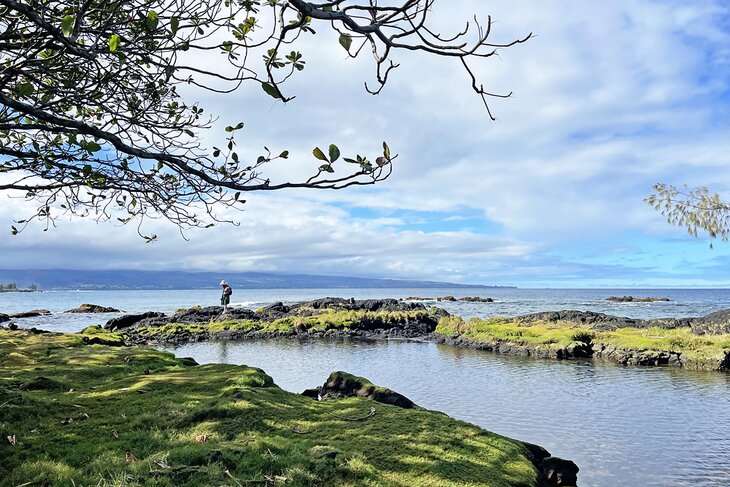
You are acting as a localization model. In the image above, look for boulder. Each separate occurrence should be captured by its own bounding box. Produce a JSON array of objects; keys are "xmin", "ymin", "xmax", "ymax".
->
[
  {"xmin": 437, "ymin": 296, "xmax": 457, "ymax": 302},
  {"xmin": 522, "ymin": 442, "xmax": 579, "ymax": 486},
  {"xmin": 319, "ymin": 371, "xmax": 418, "ymax": 409},
  {"xmin": 65, "ymin": 304, "xmax": 121, "ymax": 313},
  {"xmin": 105, "ymin": 311, "xmax": 166, "ymax": 330},
  {"xmin": 0, "ymin": 313, "xmax": 9, "ymax": 323},
  {"xmin": 10, "ymin": 309, "xmax": 51, "ymax": 318},
  {"xmin": 691, "ymin": 309, "xmax": 730, "ymax": 335},
  {"xmin": 542, "ymin": 457, "xmax": 579, "ymax": 486},
  {"xmin": 172, "ymin": 306, "xmax": 222, "ymax": 323},
  {"xmin": 255, "ymin": 302, "xmax": 291, "ymax": 320}
]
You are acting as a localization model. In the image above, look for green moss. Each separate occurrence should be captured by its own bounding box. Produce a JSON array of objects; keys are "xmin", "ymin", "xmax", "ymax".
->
[
  {"xmin": 436, "ymin": 316, "xmax": 587, "ymax": 350},
  {"xmin": 137, "ymin": 309, "xmax": 435, "ymax": 340},
  {"xmin": 598, "ymin": 326, "xmax": 730, "ymax": 363},
  {"xmin": 436, "ymin": 317, "xmax": 730, "ymax": 368},
  {"xmin": 0, "ymin": 330, "xmax": 539, "ymax": 487},
  {"xmin": 78, "ymin": 326, "xmax": 126, "ymax": 346}
]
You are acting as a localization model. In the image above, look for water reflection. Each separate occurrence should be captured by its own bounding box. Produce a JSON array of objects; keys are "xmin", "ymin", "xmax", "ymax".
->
[{"xmin": 159, "ymin": 338, "xmax": 730, "ymax": 487}]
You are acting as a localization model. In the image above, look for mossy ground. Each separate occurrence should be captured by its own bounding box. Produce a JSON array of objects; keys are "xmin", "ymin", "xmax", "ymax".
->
[
  {"xmin": 0, "ymin": 330, "xmax": 538, "ymax": 487},
  {"xmin": 436, "ymin": 316, "xmax": 730, "ymax": 367},
  {"xmin": 135, "ymin": 309, "xmax": 434, "ymax": 339}
]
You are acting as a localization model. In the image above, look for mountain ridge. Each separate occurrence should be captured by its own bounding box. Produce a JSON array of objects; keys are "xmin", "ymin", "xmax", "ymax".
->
[{"xmin": 0, "ymin": 269, "xmax": 513, "ymax": 290}]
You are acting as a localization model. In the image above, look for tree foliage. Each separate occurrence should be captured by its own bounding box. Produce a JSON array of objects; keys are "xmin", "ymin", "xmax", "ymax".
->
[
  {"xmin": 646, "ymin": 184, "xmax": 730, "ymax": 243},
  {"xmin": 0, "ymin": 0, "xmax": 529, "ymax": 239}
]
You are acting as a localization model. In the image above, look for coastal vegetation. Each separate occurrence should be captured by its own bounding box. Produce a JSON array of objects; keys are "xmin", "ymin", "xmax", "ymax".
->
[
  {"xmin": 0, "ymin": 330, "xmax": 541, "ymax": 487},
  {"xmin": 135, "ymin": 308, "xmax": 435, "ymax": 338},
  {"xmin": 434, "ymin": 316, "xmax": 730, "ymax": 370}
]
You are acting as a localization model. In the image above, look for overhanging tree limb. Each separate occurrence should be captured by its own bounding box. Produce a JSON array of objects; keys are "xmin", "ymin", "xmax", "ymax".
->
[{"xmin": 0, "ymin": 0, "xmax": 528, "ymax": 239}]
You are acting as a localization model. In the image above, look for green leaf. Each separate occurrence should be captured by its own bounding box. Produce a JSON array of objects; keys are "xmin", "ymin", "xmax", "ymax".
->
[
  {"xmin": 17, "ymin": 82, "xmax": 33, "ymax": 97},
  {"xmin": 86, "ymin": 141, "xmax": 101, "ymax": 153},
  {"xmin": 261, "ymin": 82, "xmax": 281, "ymax": 99},
  {"xmin": 82, "ymin": 164, "xmax": 92, "ymax": 176},
  {"xmin": 61, "ymin": 15, "xmax": 75, "ymax": 37},
  {"xmin": 339, "ymin": 33, "xmax": 352, "ymax": 52},
  {"xmin": 146, "ymin": 10, "xmax": 159, "ymax": 30},
  {"xmin": 109, "ymin": 34, "xmax": 120, "ymax": 52},
  {"xmin": 170, "ymin": 16, "xmax": 180, "ymax": 36},
  {"xmin": 328, "ymin": 144, "xmax": 340, "ymax": 163},
  {"xmin": 383, "ymin": 141, "xmax": 391, "ymax": 160},
  {"xmin": 312, "ymin": 147, "xmax": 328, "ymax": 162},
  {"xmin": 319, "ymin": 164, "xmax": 335, "ymax": 173},
  {"xmin": 279, "ymin": 150, "xmax": 289, "ymax": 159}
]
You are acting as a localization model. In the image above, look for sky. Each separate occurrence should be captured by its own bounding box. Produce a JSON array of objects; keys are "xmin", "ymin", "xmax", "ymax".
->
[{"xmin": 3, "ymin": 0, "xmax": 730, "ymax": 288}]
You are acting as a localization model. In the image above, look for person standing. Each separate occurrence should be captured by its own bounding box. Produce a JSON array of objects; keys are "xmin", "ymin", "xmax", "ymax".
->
[{"xmin": 220, "ymin": 280, "xmax": 232, "ymax": 311}]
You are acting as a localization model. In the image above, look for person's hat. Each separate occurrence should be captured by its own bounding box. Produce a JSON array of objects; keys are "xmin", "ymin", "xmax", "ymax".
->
[{"xmin": 220, "ymin": 280, "xmax": 228, "ymax": 286}]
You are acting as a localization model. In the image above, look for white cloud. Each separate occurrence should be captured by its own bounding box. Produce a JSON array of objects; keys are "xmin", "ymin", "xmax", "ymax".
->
[{"xmin": 3, "ymin": 0, "xmax": 730, "ymax": 285}]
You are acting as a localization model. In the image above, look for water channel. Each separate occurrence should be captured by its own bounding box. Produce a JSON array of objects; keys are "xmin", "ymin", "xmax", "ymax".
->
[{"xmin": 160, "ymin": 338, "xmax": 730, "ymax": 487}]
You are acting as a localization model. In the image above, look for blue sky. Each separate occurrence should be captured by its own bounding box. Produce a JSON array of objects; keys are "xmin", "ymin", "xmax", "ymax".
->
[{"xmin": 3, "ymin": 0, "xmax": 730, "ymax": 287}]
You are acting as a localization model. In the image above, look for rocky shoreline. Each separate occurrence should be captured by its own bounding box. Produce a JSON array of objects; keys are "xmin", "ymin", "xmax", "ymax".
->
[{"xmin": 4, "ymin": 297, "xmax": 729, "ymax": 372}]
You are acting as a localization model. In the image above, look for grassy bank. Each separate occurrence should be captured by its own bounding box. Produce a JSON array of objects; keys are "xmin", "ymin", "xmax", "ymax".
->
[
  {"xmin": 435, "ymin": 316, "xmax": 730, "ymax": 370},
  {"xmin": 0, "ymin": 330, "xmax": 539, "ymax": 487}
]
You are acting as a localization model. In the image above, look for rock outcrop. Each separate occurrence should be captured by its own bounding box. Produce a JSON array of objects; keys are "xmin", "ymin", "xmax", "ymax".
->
[
  {"xmin": 303, "ymin": 371, "xmax": 418, "ymax": 409},
  {"xmin": 458, "ymin": 296, "xmax": 494, "ymax": 303},
  {"xmin": 691, "ymin": 309, "xmax": 730, "ymax": 335},
  {"xmin": 606, "ymin": 296, "xmax": 670, "ymax": 302},
  {"xmin": 9, "ymin": 309, "xmax": 51, "ymax": 318},
  {"xmin": 523, "ymin": 441, "xmax": 580, "ymax": 486},
  {"xmin": 515, "ymin": 310, "xmax": 645, "ymax": 330},
  {"xmin": 65, "ymin": 304, "xmax": 121, "ymax": 313},
  {"xmin": 105, "ymin": 312, "xmax": 166, "ymax": 331}
]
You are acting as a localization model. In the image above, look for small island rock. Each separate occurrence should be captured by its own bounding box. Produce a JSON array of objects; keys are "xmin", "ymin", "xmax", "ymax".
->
[
  {"xmin": 65, "ymin": 304, "xmax": 121, "ymax": 313},
  {"xmin": 606, "ymin": 296, "xmax": 670, "ymax": 303},
  {"xmin": 10, "ymin": 309, "xmax": 51, "ymax": 318}
]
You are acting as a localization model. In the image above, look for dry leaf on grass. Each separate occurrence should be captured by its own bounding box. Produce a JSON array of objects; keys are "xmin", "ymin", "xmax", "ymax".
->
[
  {"xmin": 7, "ymin": 435, "xmax": 16, "ymax": 446},
  {"xmin": 125, "ymin": 451, "xmax": 138, "ymax": 463},
  {"xmin": 78, "ymin": 412, "xmax": 89, "ymax": 420},
  {"xmin": 111, "ymin": 429, "xmax": 119, "ymax": 438},
  {"xmin": 195, "ymin": 434, "xmax": 209, "ymax": 443},
  {"xmin": 61, "ymin": 417, "xmax": 73, "ymax": 425}
]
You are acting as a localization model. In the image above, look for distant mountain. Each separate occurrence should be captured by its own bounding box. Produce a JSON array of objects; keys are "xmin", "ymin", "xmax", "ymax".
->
[{"xmin": 0, "ymin": 269, "xmax": 514, "ymax": 290}]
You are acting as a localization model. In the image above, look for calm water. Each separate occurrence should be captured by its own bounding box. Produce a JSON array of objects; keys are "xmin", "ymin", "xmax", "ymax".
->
[
  {"xmin": 3, "ymin": 287, "xmax": 730, "ymax": 332},
  {"xmin": 3, "ymin": 288, "xmax": 730, "ymax": 485},
  {"xmin": 160, "ymin": 338, "xmax": 730, "ymax": 487}
]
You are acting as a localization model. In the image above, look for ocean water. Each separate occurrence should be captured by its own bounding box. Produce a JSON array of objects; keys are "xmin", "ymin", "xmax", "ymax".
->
[
  {"xmin": 2, "ymin": 287, "xmax": 730, "ymax": 332},
  {"xmin": 2, "ymin": 287, "xmax": 730, "ymax": 486}
]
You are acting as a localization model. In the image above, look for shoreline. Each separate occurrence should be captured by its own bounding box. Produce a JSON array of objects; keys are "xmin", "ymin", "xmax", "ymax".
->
[
  {"xmin": 106, "ymin": 298, "xmax": 730, "ymax": 372},
  {"xmin": 4, "ymin": 297, "xmax": 730, "ymax": 371},
  {"xmin": 0, "ymin": 329, "xmax": 578, "ymax": 486}
]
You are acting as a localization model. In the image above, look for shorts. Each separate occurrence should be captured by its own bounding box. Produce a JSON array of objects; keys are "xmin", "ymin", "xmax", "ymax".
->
[{"xmin": 221, "ymin": 296, "xmax": 230, "ymax": 305}]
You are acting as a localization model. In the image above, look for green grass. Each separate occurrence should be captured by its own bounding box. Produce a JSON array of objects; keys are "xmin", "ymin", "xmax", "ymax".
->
[
  {"xmin": 436, "ymin": 316, "xmax": 730, "ymax": 368},
  {"xmin": 135, "ymin": 309, "xmax": 435, "ymax": 339},
  {"xmin": 0, "ymin": 330, "xmax": 539, "ymax": 487},
  {"xmin": 436, "ymin": 317, "xmax": 589, "ymax": 350}
]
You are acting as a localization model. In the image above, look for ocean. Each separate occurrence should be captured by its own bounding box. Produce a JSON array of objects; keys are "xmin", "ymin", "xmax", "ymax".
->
[{"xmin": 2, "ymin": 287, "xmax": 730, "ymax": 332}]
